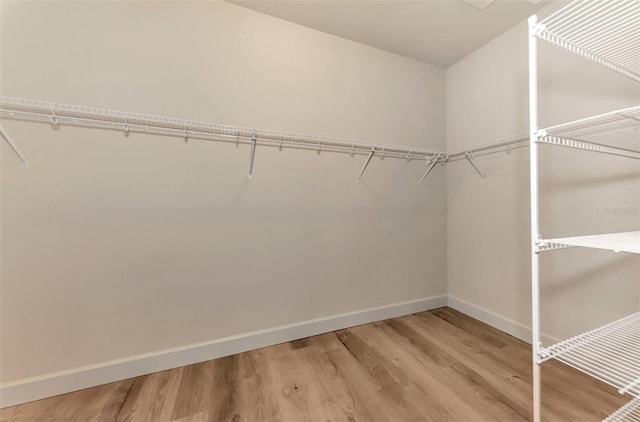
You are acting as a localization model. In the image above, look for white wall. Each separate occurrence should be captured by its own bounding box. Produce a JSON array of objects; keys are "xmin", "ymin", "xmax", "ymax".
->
[
  {"xmin": 446, "ymin": 5, "xmax": 640, "ymax": 341},
  {"xmin": 4, "ymin": 0, "xmax": 636, "ymax": 406},
  {"xmin": 0, "ymin": 0, "xmax": 446, "ymax": 385}
]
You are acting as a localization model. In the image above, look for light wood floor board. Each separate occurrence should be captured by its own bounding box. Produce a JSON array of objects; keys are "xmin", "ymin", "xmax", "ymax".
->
[{"xmin": 0, "ymin": 307, "xmax": 629, "ymax": 421}]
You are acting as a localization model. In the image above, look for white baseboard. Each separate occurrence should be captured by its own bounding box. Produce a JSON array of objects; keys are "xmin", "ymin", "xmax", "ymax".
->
[
  {"xmin": 447, "ymin": 296, "xmax": 557, "ymax": 345},
  {"xmin": 0, "ymin": 295, "xmax": 447, "ymax": 408}
]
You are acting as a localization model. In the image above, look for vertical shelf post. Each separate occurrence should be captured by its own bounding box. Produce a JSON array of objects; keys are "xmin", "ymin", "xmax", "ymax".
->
[{"xmin": 528, "ymin": 15, "xmax": 542, "ymax": 422}]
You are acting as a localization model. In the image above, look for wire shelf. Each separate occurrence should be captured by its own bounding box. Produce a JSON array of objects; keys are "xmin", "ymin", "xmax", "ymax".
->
[
  {"xmin": 605, "ymin": 396, "xmax": 640, "ymax": 422},
  {"xmin": 446, "ymin": 134, "xmax": 529, "ymax": 161},
  {"xmin": 541, "ymin": 312, "xmax": 640, "ymax": 397},
  {"xmin": 536, "ymin": 0, "xmax": 640, "ymax": 82},
  {"xmin": 542, "ymin": 106, "xmax": 640, "ymax": 138},
  {"xmin": 0, "ymin": 96, "xmax": 441, "ymax": 161},
  {"xmin": 538, "ymin": 106, "xmax": 640, "ymax": 159},
  {"xmin": 538, "ymin": 135, "xmax": 640, "ymax": 160},
  {"xmin": 540, "ymin": 231, "xmax": 640, "ymax": 254}
]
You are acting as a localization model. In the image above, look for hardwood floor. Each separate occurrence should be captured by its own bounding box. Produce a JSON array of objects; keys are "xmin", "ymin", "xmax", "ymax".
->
[{"xmin": 0, "ymin": 308, "xmax": 628, "ymax": 421}]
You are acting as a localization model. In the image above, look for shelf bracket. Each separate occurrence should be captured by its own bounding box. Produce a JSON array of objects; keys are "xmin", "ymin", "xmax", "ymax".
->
[
  {"xmin": 357, "ymin": 147, "xmax": 376, "ymax": 181},
  {"xmin": 419, "ymin": 154, "xmax": 440, "ymax": 184},
  {"xmin": 0, "ymin": 126, "xmax": 29, "ymax": 168},
  {"xmin": 532, "ymin": 22, "xmax": 546, "ymax": 36},
  {"xmin": 464, "ymin": 152, "xmax": 485, "ymax": 179},
  {"xmin": 248, "ymin": 133, "xmax": 257, "ymax": 179},
  {"xmin": 537, "ymin": 345, "xmax": 550, "ymax": 363},
  {"xmin": 533, "ymin": 129, "xmax": 547, "ymax": 140}
]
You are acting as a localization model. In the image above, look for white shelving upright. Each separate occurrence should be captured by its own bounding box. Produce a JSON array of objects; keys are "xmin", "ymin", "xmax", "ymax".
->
[{"xmin": 529, "ymin": 1, "xmax": 640, "ymax": 421}]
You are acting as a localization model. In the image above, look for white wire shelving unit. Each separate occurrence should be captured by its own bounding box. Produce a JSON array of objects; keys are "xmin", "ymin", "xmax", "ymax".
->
[{"xmin": 529, "ymin": 1, "xmax": 640, "ymax": 421}]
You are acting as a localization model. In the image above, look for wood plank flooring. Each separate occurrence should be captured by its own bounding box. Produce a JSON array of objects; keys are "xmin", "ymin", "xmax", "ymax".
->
[{"xmin": 0, "ymin": 307, "xmax": 629, "ymax": 421}]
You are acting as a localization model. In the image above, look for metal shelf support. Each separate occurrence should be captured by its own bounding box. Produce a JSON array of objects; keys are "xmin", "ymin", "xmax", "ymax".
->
[
  {"xmin": 528, "ymin": 14, "xmax": 542, "ymax": 422},
  {"xmin": 464, "ymin": 152, "xmax": 485, "ymax": 179},
  {"xmin": 357, "ymin": 147, "xmax": 376, "ymax": 181},
  {"xmin": 0, "ymin": 126, "xmax": 29, "ymax": 168},
  {"xmin": 248, "ymin": 134, "xmax": 257, "ymax": 179},
  {"xmin": 418, "ymin": 154, "xmax": 442, "ymax": 184}
]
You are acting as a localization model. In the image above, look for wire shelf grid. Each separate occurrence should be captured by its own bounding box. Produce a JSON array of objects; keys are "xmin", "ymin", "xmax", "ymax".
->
[
  {"xmin": 538, "ymin": 135, "xmax": 640, "ymax": 159},
  {"xmin": 541, "ymin": 312, "xmax": 640, "ymax": 398},
  {"xmin": 537, "ymin": 0, "xmax": 640, "ymax": 82},
  {"xmin": 542, "ymin": 106, "xmax": 640, "ymax": 138},
  {"xmin": 604, "ymin": 396, "xmax": 640, "ymax": 422},
  {"xmin": 538, "ymin": 106, "xmax": 640, "ymax": 159},
  {"xmin": 540, "ymin": 231, "xmax": 640, "ymax": 254},
  {"xmin": 0, "ymin": 96, "xmax": 441, "ymax": 161}
]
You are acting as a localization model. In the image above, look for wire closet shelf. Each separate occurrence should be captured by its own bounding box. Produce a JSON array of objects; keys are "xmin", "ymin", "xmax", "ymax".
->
[
  {"xmin": 539, "ymin": 231, "xmax": 640, "ymax": 253},
  {"xmin": 0, "ymin": 96, "xmax": 441, "ymax": 161},
  {"xmin": 537, "ymin": 106, "xmax": 640, "ymax": 160},
  {"xmin": 540, "ymin": 312, "xmax": 640, "ymax": 397},
  {"xmin": 534, "ymin": 0, "xmax": 640, "ymax": 82},
  {"xmin": 4, "ymin": 96, "xmax": 638, "ymax": 183},
  {"xmin": 605, "ymin": 397, "xmax": 640, "ymax": 422}
]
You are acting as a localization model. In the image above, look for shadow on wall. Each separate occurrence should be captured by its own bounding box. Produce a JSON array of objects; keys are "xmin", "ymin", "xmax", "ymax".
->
[
  {"xmin": 544, "ymin": 171, "xmax": 640, "ymax": 191},
  {"xmin": 542, "ymin": 252, "xmax": 638, "ymax": 298}
]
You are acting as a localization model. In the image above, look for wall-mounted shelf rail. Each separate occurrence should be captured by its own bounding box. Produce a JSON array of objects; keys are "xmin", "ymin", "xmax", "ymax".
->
[
  {"xmin": 0, "ymin": 97, "xmax": 439, "ymax": 160},
  {"xmin": 535, "ymin": 0, "xmax": 640, "ymax": 82},
  {"xmin": 2, "ymin": 95, "xmax": 637, "ymax": 183},
  {"xmin": 0, "ymin": 97, "xmax": 537, "ymax": 181},
  {"xmin": 0, "ymin": 96, "xmax": 443, "ymax": 181}
]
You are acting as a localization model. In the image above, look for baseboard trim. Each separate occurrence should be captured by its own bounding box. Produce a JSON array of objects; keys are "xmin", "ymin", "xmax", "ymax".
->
[
  {"xmin": 447, "ymin": 296, "xmax": 532, "ymax": 343},
  {"xmin": 0, "ymin": 294, "xmax": 447, "ymax": 408},
  {"xmin": 447, "ymin": 296, "xmax": 557, "ymax": 345}
]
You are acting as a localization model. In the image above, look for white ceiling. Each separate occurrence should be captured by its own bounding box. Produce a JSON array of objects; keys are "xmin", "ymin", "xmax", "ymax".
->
[{"xmin": 229, "ymin": 0, "xmax": 553, "ymax": 67}]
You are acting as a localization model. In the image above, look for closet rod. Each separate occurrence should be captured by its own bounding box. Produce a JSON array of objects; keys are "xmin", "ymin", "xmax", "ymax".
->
[{"xmin": 0, "ymin": 96, "xmax": 440, "ymax": 164}]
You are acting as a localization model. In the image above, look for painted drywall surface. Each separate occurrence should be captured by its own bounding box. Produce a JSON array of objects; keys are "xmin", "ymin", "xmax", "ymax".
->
[
  {"xmin": 446, "ymin": 8, "xmax": 640, "ymax": 341},
  {"xmin": 0, "ymin": 1, "xmax": 446, "ymax": 382}
]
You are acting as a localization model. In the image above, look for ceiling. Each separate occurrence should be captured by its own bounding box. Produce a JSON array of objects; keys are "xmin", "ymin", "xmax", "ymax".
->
[{"xmin": 229, "ymin": 0, "xmax": 553, "ymax": 67}]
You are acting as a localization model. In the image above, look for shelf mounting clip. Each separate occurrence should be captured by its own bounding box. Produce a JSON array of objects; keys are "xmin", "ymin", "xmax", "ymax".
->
[{"xmin": 533, "ymin": 129, "xmax": 547, "ymax": 141}]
